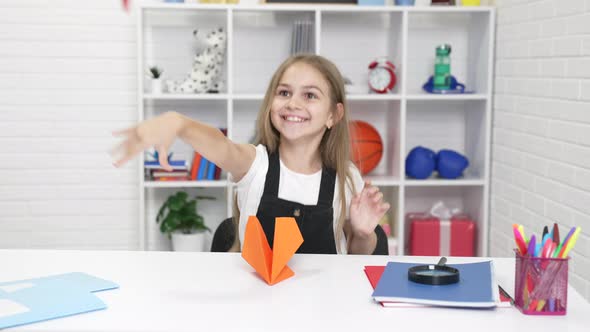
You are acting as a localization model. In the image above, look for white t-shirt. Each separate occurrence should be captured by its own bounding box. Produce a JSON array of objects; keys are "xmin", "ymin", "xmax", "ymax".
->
[{"xmin": 235, "ymin": 144, "xmax": 364, "ymax": 254}]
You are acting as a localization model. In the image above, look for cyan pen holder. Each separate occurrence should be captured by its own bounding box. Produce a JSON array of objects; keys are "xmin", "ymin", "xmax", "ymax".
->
[{"xmin": 514, "ymin": 251, "xmax": 569, "ymax": 315}]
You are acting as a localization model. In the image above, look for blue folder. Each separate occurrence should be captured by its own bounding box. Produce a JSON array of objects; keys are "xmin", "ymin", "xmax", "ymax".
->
[
  {"xmin": 0, "ymin": 272, "xmax": 118, "ymax": 329},
  {"xmin": 372, "ymin": 261, "xmax": 497, "ymax": 308}
]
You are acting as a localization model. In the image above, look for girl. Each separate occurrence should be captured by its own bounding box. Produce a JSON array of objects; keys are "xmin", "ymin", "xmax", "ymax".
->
[{"xmin": 113, "ymin": 54, "xmax": 390, "ymax": 254}]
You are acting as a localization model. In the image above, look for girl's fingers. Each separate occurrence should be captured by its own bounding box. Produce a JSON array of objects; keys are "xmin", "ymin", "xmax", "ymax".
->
[
  {"xmin": 113, "ymin": 141, "xmax": 148, "ymax": 168},
  {"xmin": 156, "ymin": 147, "xmax": 172, "ymax": 171},
  {"xmin": 372, "ymin": 191, "xmax": 383, "ymax": 203},
  {"xmin": 112, "ymin": 127, "xmax": 135, "ymax": 137}
]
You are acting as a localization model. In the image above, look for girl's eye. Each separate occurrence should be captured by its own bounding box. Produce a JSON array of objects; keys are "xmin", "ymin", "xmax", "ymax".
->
[
  {"xmin": 305, "ymin": 92, "xmax": 317, "ymax": 99},
  {"xmin": 278, "ymin": 90, "xmax": 290, "ymax": 97}
]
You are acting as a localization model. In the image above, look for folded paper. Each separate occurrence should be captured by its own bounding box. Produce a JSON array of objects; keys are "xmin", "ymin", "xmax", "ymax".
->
[
  {"xmin": 0, "ymin": 272, "xmax": 118, "ymax": 329},
  {"xmin": 241, "ymin": 216, "xmax": 303, "ymax": 285}
]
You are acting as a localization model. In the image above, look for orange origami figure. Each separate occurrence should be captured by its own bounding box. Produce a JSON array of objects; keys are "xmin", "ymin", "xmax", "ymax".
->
[{"xmin": 241, "ymin": 216, "xmax": 303, "ymax": 285}]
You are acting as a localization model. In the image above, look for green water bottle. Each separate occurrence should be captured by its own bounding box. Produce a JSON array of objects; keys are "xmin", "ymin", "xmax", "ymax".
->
[{"xmin": 434, "ymin": 44, "xmax": 451, "ymax": 90}]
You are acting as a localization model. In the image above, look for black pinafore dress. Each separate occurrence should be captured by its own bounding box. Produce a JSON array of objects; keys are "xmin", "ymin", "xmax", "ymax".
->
[{"xmin": 255, "ymin": 152, "xmax": 338, "ymax": 254}]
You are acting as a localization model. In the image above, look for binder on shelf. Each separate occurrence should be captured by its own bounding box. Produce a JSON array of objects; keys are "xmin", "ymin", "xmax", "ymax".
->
[
  {"xmin": 190, "ymin": 152, "xmax": 202, "ymax": 180},
  {"xmin": 206, "ymin": 160, "xmax": 217, "ymax": 180},
  {"xmin": 214, "ymin": 164, "xmax": 222, "ymax": 180},
  {"xmin": 197, "ymin": 158, "xmax": 209, "ymax": 180}
]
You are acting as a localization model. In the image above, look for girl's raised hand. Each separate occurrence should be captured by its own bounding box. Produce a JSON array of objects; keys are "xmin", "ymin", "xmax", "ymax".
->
[
  {"xmin": 111, "ymin": 111, "xmax": 183, "ymax": 171},
  {"xmin": 349, "ymin": 181, "xmax": 391, "ymax": 238}
]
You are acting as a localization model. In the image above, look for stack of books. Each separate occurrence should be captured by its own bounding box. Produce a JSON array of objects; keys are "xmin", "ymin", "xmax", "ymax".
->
[
  {"xmin": 144, "ymin": 159, "xmax": 190, "ymax": 181},
  {"xmin": 189, "ymin": 152, "xmax": 222, "ymax": 181}
]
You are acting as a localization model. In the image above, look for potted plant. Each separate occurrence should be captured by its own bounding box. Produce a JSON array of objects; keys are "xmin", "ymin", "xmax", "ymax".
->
[
  {"xmin": 148, "ymin": 66, "xmax": 163, "ymax": 94},
  {"xmin": 156, "ymin": 191, "xmax": 214, "ymax": 251}
]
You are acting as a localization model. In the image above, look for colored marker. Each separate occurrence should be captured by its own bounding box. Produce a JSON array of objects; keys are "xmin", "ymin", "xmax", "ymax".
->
[
  {"xmin": 541, "ymin": 240, "xmax": 554, "ymax": 258},
  {"xmin": 553, "ymin": 243, "xmax": 562, "ymax": 258},
  {"xmin": 549, "ymin": 298, "xmax": 555, "ymax": 312},
  {"xmin": 560, "ymin": 227, "xmax": 581, "ymax": 258},
  {"xmin": 541, "ymin": 233, "xmax": 551, "ymax": 247},
  {"xmin": 527, "ymin": 235, "xmax": 536, "ymax": 257},
  {"xmin": 513, "ymin": 226, "xmax": 528, "ymax": 255},
  {"xmin": 552, "ymin": 223, "xmax": 560, "ymax": 246},
  {"xmin": 542, "ymin": 225, "xmax": 548, "ymax": 241},
  {"xmin": 558, "ymin": 227, "xmax": 578, "ymax": 258},
  {"xmin": 518, "ymin": 224, "xmax": 528, "ymax": 243}
]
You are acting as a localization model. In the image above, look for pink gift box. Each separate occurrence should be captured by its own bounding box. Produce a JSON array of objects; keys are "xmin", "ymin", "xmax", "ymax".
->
[{"xmin": 408, "ymin": 213, "xmax": 476, "ymax": 257}]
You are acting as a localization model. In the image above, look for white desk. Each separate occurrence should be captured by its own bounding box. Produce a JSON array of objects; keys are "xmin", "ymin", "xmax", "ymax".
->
[{"xmin": 1, "ymin": 249, "xmax": 589, "ymax": 332}]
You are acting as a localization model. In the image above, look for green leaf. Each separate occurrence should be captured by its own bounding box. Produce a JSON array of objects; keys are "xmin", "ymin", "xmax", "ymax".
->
[
  {"xmin": 176, "ymin": 191, "xmax": 188, "ymax": 201},
  {"xmin": 155, "ymin": 191, "xmax": 215, "ymax": 235}
]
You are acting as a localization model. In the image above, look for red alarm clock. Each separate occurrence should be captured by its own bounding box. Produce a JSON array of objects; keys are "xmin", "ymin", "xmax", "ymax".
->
[{"xmin": 368, "ymin": 58, "xmax": 396, "ymax": 94}]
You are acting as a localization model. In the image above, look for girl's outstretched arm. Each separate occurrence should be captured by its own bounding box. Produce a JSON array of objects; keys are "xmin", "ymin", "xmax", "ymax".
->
[
  {"xmin": 347, "ymin": 182, "xmax": 391, "ymax": 255},
  {"xmin": 111, "ymin": 111, "xmax": 255, "ymax": 181}
]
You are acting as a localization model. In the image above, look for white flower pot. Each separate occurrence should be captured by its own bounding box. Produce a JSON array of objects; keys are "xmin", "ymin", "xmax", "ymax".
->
[
  {"xmin": 171, "ymin": 231, "xmax": 206, "ymax": 252},
  {"xmin": 151, "ymin": 79, "xmax": 163, "ymax": 94}
]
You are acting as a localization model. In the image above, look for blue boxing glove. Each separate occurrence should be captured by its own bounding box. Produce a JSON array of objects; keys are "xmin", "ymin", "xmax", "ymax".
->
[
  {"xmin": 436, "ymin": 149, "xmax": 469, "ymax": 179},
  {"xmin": 405, "ymin": 146, "xmax": 436, "ymax": 179}
]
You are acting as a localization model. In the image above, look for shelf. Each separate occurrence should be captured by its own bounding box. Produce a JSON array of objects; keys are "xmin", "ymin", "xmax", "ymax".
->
[
  {"xmin": 141, "ymin": 3, "xmax": 494, "ymax": 13},
  {"xmin": 144, "ymin": 93, "xmax": 229, "ymax": 100},
  {"xmin": 143, "ymin": 93, "xmax": 487, "ymax": 101},
  {"xmin": 406, "ymin": 10, "xmax": 492, "ymax": 95},
  {"xmin": 405, "ymin": 93, "xmax": 488, "ymax": 101},
  {"xmin": 404, "ymin": 177, "xmax": 485, "ymax": 187},
  {"xmin": 405, "ymin": 100, "xmax": 487, "ymax": 180},
  {"xmin": 364, "ymin": 175, "xmax": 401, "ymax": 187},
  {"xmin": 321, "ymin": 10, "xmax": 403, "ymax": 95},
  {"xmin": 404, "ymin": 186, "xmax": 486, "ymax": 256},
  {"xmin": 138, "ymin": 3, "xmax": 494, "ymax": 255},
  {"xmin": 349, "ymin": 100, "xmax": 401, "ymax": 180},
  {"xmin": 144, "ymin": 180, "xmax": 229, "ymax": 188},
  {"xmin": 347, "ymin": 94, "xmax": 402, "ymax": 101}
]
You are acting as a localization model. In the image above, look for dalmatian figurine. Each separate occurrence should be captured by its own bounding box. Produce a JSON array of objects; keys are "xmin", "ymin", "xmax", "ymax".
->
[{"xmin": 166, "ymin": 27, "xmax": 226, "ymax": 94}]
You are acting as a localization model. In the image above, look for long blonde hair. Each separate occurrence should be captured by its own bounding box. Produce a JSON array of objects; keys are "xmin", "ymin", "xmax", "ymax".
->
[{"xmin": 231, "ymin": 54, "xmax": 356, "ymax": 253}]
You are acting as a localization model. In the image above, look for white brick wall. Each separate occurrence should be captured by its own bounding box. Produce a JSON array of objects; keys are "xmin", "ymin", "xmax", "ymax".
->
[
  {"xmin": 0, "ymin": 0, "xmax": 139, "ymax": 250},
  {"xmin": 492, "ymin": 0, "xmax": 590, "ymax": 301}
]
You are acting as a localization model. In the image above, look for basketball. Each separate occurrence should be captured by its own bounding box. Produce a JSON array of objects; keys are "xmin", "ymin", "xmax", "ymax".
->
[{"xmin": 349, "ymin": 120, "xmax": 383, "ymax": 175}]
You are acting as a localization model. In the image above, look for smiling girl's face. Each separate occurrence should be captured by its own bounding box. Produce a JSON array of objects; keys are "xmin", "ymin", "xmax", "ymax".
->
[{"xmin": 270, "ymin": 62, "xmax": 337, "ymax": 146}]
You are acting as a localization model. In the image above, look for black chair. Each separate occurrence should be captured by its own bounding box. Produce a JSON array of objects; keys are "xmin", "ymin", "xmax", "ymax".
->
[
  {"xmin": 211, "ymin": 217, "xmax": 235, "ymax": 252},
  {"xmin": 210, "ymin": 217, "xmax": 389, "ymax": 255}
]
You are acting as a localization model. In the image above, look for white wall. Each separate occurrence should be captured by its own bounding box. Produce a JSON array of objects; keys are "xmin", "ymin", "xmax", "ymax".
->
[
  {"xmin": 491, "ymin": 0, "xmax": 590, "ymax": 301},
  {"xmin": 0, "ymin": 0, "xmax": 139, "ymax": 249}
]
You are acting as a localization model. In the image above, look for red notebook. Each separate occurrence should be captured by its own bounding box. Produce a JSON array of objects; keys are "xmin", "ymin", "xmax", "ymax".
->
[{"xmin": 364, "ymin": 265, "xmax": 512, "ymax": 308}]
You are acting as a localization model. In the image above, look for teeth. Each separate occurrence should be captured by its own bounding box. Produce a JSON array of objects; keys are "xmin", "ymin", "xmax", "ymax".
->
[{"xmin": 285, "ymin": 116, "xmax": 306, "ymax": 122}]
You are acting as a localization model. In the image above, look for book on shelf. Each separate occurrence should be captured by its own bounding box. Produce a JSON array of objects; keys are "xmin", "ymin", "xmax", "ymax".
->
[
  {"xmin": 206, "ymin": 159, "xmax": 217, "ymax": 180},
  {"xmin": 370, "ymin": 261, "xmax": 500, "ymax": 308},
  {"xmin": 144, "ymin": 159, "xmax": 188, "ymax": 170},
  {"xmin": 152, "ymin": 171, "xmax": 190, "ymax": 178},
  {"xmin": 197, "ymin": 157, "xmax": 208, "ymax": 180},
  {"xmin": 190, "ymin": 152, "xmax": 202, "ymax": 180},
  {"xmin": 152, "ymin": 176, "xmax": 191, "ymax": 181}
]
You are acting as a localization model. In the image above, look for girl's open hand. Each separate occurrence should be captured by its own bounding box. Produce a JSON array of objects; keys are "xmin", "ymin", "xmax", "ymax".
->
[
  {"xmin": 349, "ymin": 181, "xmax": 390, "ymax": 238},
  {"xmin": 111, "ymin": 111, "xmax": 182, "ymax": 171}
]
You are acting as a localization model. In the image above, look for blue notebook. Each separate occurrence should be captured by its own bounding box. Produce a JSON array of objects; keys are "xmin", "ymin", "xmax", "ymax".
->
[
  {"xmin": 372, "ymin": 261, "xmax": 498, "ymax": 308},
  {"xmin": 0, "ymin": 272, "xmax": 118, "ymax": 329}
]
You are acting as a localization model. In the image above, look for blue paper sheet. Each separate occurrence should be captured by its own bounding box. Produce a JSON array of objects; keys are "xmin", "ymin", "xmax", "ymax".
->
[{"xmin": 0, "ymin": 272, "xmax": 118, "ymax": 329}]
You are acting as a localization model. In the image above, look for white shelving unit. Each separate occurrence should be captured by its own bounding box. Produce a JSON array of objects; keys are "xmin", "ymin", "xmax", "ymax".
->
[{"xmin": 137, "ymin": 2, "xmax": 495, "ymax": 256}]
